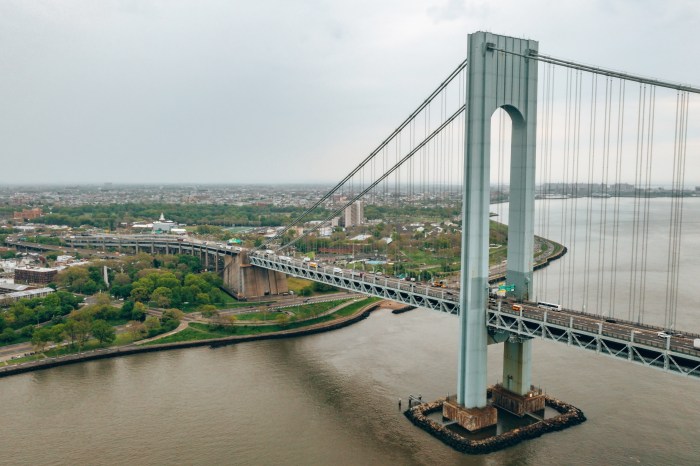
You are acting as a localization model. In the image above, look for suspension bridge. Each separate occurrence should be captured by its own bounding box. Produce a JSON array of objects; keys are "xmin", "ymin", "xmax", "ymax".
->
[{"xmin": 59, "ymin": 32, "xmax": 700, "ymax": 432}]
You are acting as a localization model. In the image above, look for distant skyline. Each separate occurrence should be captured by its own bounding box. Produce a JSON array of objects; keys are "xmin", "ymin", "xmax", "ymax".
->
[{"xmin": 2, "ymin": 1, "xmax": 699, "ymax": 185}]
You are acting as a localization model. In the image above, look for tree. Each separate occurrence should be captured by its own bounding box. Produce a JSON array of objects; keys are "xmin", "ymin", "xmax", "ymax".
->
[
  {"xmin": 214, "ymin": 313, "xmax": 236, "ymax": 329},
  {"xmin": 195, "ymin": 292, "xmax": 211, "ymax": 305},
  {"xmin": 130, "ymin": 286, "xmax": 150, "ymax": 303},
  {"xmin": 119, "ymin": 300, "xmax": 135, "ymax": 319},
  {"xmin": 131, "ymin": 302, "xmax": 147, "ymax": 321},
  {"xmin": 31, "ymin": 327, "xmax": 53, "ymax": 353},
  {"xmin": 161, "ymin": 308, "xmax": 184, "ymax": 324},
  {"xmin": 0, "ymin": 328, "xmax": 16, "ymax": 344},
  {"xmin": 150, "ymin": 287, "xmax": 173, "ymax": 308},
  {"xmin": 113, "ymin": 272, "xmax": 131, "ymax": 286},
  {"xmin": 144, "ymin": 316, "xmax": 161, "ymax": 336},
  {"xmin": 74, "ymin": 320, "xmax": 92, "ymax": 350},
  {"xmin": 50, "ymin": 324, "xmax": 66, "ymax": 346},
  {"xmin": 91, "ymin": 320, "xmax": 116, "ymax": 346},
  {"xmin": 94, "ymin": 293, "xmax": 111, "ymax": 307},
  {"xmin": 62, "ymin": 319, "xmax": 78, "ymax": 347},
  {"xmin": 198, "ymin": 305, "xmax": 219, "ymax": 318},
  {"xmin": 127, "ymin": 320, "xmax": 147, "ymax": 340}
]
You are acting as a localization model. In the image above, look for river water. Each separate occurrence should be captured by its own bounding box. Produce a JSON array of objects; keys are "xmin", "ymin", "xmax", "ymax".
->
[{"xmin": 3, "ymin": 199, "xmax": 700, "ymax": 465}]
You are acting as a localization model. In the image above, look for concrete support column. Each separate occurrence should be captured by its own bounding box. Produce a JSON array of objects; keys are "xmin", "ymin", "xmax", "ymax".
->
[{"xmin": 502, "ymin": 339, "xmax": 533, "ymax": 395}]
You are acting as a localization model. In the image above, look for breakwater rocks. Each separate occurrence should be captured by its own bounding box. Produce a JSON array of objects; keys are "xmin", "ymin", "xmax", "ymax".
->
[
  {"xmin": 404, "ymin": 392, "xmax": 586, "ymax": 454},
  {"xmin": 0, "ymin": 302, "xmax": 383, "ymax": 379},
  {"xmin": 391, "ymin": 305, "xmax": 417, "ymax": 315}
]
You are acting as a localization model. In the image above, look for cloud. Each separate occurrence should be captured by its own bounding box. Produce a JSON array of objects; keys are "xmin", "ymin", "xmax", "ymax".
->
[{"xmin": 0, "ymin": 0, "xmax": 698, "ymax": 184}]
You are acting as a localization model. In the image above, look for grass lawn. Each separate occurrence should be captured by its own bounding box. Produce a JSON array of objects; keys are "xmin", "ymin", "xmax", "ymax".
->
[
  {"xmin": 149, "ymin": 297, "xmax": 380, "ymax": 344},
  {"xmin": 179, "ymin": 299, "xmax": 271, "ymax": 313},
  {"xmin": 288, "ymin": 299, "xmax": 350, "ymax": 319},
  {"xmin": 233, "ymin": 311, "xmax": 280, "ymax": 321},
  {"xmin": 287, "ymin": 277, "xmax": 313, "ymax": 294}
]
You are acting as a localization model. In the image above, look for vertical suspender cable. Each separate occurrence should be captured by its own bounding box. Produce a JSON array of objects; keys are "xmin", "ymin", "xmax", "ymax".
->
[
  {"xmin": 638, "ymin": 86, "xmax": 656, "ymax": 324},
  {"xmin": 610, "ymin": 80, "xmax": 626, "ymax": 317}
]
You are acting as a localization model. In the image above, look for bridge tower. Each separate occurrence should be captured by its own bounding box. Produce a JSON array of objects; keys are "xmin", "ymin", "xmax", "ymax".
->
[{"xmin": 453, "ymin": 31, "xmax": 539, "ymax": 429}]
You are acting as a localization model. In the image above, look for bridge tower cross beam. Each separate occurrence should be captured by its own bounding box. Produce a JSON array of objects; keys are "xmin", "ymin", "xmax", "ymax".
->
[{"xmin": 458, "ymin": 32, "xmax": 538, "ymax": 408}]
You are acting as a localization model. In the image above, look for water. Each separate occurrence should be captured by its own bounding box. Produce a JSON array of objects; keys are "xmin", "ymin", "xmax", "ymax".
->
[
  {"xmin": 3, "ymin": 199, "xmax": 700, "ymax": 465},
  {"xmin": 496, "ymin": 197, "xmax": 700, "ymax": 331},
  {"xmin": 3, "ymin": 308, "xmax": 699, "ymax": 465}
]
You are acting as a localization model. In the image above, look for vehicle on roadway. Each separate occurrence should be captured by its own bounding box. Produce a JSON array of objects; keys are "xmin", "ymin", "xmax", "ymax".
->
[
  {"xmin": 537, "ymin": 301, "xmax": 562, "ymax": 311},
  {"xmin": 332, "ymin": 267, "xmax": 342, "ymax": 274},
  {"xmin": 309, "ymin": 261, "xmax": 318, "ymax": 268},
  {"xmin": 657, "ymin": 331, "xmax": 671, "ymax": 338},
  {"xmin": 694, "ymin": 339, "xmax": 700, "ymax": 349}
]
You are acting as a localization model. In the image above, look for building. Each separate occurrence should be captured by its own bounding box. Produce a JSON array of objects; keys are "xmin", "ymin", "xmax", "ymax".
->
[
  {"xmin": 12, "ymin": 208, "xmax": 42, "ymax": 222},
  {"xmin": 343, "ymin": 201, "xmax": 364, "ymax": 227},
  {"xmin": 0, "ymin": 286, "xmax": 54, "ymax": 305},
  {"xmin": 153, "ymin": 213, "xmax": 177, "ymax": 233},
  {"xmin": 14, "ymin": 267, "xmax": 58, "ymax": 286}
]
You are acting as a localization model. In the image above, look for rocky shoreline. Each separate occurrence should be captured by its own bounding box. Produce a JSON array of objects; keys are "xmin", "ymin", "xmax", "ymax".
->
[{"xmin": 404, "ymin": 390, "xmax": 586, "ymax": 454}]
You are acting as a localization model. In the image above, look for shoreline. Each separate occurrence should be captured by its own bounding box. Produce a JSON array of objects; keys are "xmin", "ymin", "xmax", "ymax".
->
[{"xmin": 0, "ymin": 300, "xmax": 384, "ymax": 379}]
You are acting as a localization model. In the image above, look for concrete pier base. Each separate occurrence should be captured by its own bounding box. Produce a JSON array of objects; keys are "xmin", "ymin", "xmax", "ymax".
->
[
  {"xmin": 491, "ymin": 384, "xmax": 545, "ymax": 417},
  {"xmin": 442, "ymin": 396, "xmax": 497, "ymax": 432}
]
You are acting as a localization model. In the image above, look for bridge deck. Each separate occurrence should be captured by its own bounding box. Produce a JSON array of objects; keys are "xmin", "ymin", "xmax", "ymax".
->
[
  {"xmin": 250, "ymin": 251, "xmax": 700, "ymax": 380},
  {"xmin": 11, "ymin": 234, "xmax": 698, "ymax": 380}
]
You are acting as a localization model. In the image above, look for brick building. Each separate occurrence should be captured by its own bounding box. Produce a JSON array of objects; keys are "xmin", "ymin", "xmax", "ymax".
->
[{"xmin": 14, "ymin": 267, "xmax": 58, "ymax": 286}]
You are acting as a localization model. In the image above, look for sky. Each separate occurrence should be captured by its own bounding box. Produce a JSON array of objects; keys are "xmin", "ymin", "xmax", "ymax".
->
[{"xmin": 1, "ymin": 0, "xmax": 699, "ymax": 185}]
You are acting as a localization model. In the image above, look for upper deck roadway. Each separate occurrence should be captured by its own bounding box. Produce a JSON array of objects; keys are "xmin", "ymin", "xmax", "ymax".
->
[
  {"xmin": 249, "ymin": 250, "xmax": 700, "ymax": 381},
  {"xmin": 10, "ymin": 234, "xmax": 699, "ymax": 380}
]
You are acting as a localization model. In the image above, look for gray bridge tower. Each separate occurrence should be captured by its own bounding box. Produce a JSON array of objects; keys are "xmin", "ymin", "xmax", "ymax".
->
[{"xmin": 453, "ymin": 31, "xmax": 539, "ymax": 429}]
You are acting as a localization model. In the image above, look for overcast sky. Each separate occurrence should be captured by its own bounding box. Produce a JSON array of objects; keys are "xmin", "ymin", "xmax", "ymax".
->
[{"xmin": 1, "ymin": 0, "xmax": 699, "ymax": 185}]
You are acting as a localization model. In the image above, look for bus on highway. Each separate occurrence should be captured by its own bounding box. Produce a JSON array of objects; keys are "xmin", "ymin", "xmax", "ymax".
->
[{"xmin": 537, "ymin": 301, "xmax": 562, "ymax": 311}]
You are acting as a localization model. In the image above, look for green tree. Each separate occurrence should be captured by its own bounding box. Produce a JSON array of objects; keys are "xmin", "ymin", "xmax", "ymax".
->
[
  {"xmin": 119, "ymin": 300, "xmax": 135, "ymax": 320},
  {"xmin": 50, "ymin": 324, "xmax": 66, "ymax": 346},
  {"xmin": 91, "ymin": 320, "xmax": 116, "ymax": 346},
  {"xmin": 144, "ymin": 316, "xmax": 161, "ymax": 336},
  {"xmin": 62, "ymin": 319, "xmax": 78, "ymax": 347},
  {"xmin": 130, "ymin": 286, "xmax": 150, "ymax": 303},
  {"xmin": 0, "ymin": 328, "xmax": 16, "ymax": 344},
  {"xmin": 131, "ymin": 302, "xmax": 147, "ymax": 321},
  {"xmin": 31, "ymin": 327, "xmax": 53, "ymax": 353},
  {"xmin": 74, "ymin": 320, "xmax": 92, "ymax": 350},
  {"xmin": 198, "ymin": 305, "xmax": 218, "ymax": 318},
  {"xmin": 161, "ymin": 308, "xmax": 183, "ymax": 324},
  {"xmin": 151, "ymin": 287, "xmax": 173, "ymax": 308}
]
